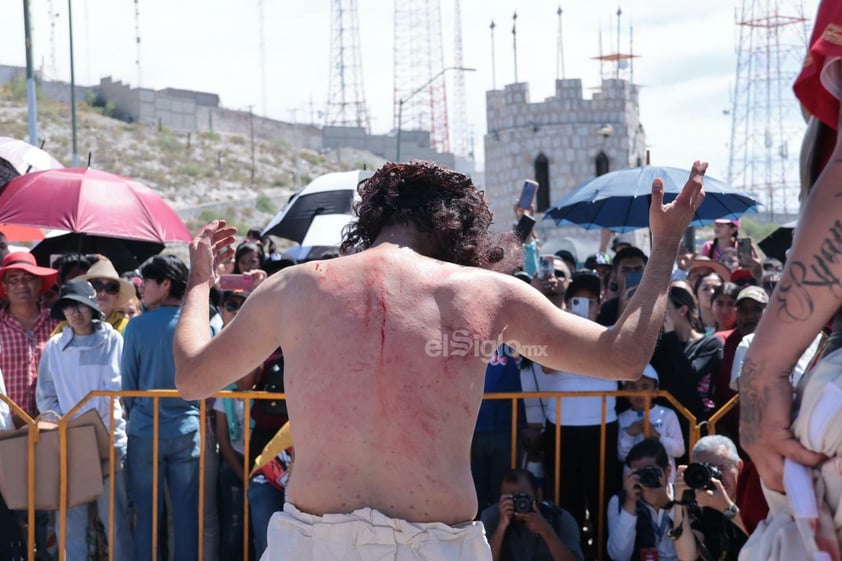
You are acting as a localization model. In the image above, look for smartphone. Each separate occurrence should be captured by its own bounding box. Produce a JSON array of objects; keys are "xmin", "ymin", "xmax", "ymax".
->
[
  {"xmin": 217, "ymin": 274, "xmax": 254, "ymax": 292},
  {"xmin": 539, "ymin": 255, "xmax": 555, "ymax": 280},
  {"xmin": 738, "ymin": 237, "xmax": 753, "ymax": 262},
  {"xmin": 516, "ymin": 180, "xmax": 539, "ymax": 210},
  {"xmin": 570, "ymin": 297, "xmax": 590, "ymax": 319},
  {"xmin": 514, "ymin": 214, "xmax": 536, "ymax": 242},
  {"xmin": 625, "ymin": 270, "xmax": 643, "ymax": 289}
]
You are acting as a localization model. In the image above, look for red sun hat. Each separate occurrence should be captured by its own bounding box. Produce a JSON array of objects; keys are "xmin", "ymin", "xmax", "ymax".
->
[{"xmin": 0, "ymin": 252, "xmax": 58, "ymax": 299}]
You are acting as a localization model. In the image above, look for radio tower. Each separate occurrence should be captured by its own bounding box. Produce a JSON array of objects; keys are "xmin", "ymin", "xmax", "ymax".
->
[
  {"xmin": 450, "ymin": 0, "xmax": 470, "ymax": 158},
  {"xmin": 325, "ymin": 0, "xmax": 370, "ymax": 131},
  {"xmin": 393, "ymin": 0, "xmax": 450, "ymax": 153},
  {"xmin": 727, "ymin": 1, "xmax": 809, "ymax": 221}
]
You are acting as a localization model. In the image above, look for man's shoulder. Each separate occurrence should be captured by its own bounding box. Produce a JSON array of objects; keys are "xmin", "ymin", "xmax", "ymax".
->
[{"xmin": 124, "ymin": 306, "xmax": 178, "ymax": 333}]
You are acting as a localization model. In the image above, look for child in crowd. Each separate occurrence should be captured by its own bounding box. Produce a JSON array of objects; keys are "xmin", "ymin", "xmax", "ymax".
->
[
  {"xmin": 617, "ymin": 364, "xmax": 685, "ymax": 482},
  {"xmin": 35, "ymin": 279, "xmax": 133, "ymax": 561},
  {"xmin": 213, "ymin": 289, "xmax": 258, "ymax": 560}
]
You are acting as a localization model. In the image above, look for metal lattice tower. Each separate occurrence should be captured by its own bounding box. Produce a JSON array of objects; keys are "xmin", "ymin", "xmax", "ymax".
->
[
  {"xmin": 393, "ymin": 0, "xmax": 450, "ymax": 153},
  {"xmin": 325, "ymin": 0, "xmax": 370, "ymax": 130},
  {"xmin": 727, "ymin": 1, "xmax": 809, "ymax": 221},
  {"xmin": 450, "ymin": 0, "xmax": 470, "ymax": 158}
]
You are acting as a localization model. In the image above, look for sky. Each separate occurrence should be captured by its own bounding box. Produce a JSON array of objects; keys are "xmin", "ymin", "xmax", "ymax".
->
[{"xmin": 0, "ymin": 0, "xmax": 819, "ymax": 190}]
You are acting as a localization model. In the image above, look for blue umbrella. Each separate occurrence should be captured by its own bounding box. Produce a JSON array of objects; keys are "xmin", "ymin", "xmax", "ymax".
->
[{"xmin": 543, "ymin": 166, "xmax": 760, "ymax": 233}]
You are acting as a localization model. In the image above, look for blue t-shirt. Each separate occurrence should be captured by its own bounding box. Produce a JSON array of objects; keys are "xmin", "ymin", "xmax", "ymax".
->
[
  {"xmin": 475, "ymin": 346, "xmax": 524, "ymax": 433},
  {"xmin": 121, "ymin": 306, "xmax": 200, "ymax": 438}
]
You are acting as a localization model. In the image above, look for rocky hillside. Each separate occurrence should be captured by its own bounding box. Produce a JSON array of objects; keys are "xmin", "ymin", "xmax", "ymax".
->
[{"xmin": 0, "ymin": 83, "xmax": 385, "ymax": 248}]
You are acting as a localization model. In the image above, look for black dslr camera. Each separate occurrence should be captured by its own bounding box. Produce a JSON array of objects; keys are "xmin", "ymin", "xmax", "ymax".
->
[
  {"xmin": 512, "ymin": 493, "xmax": 534, "ymax": 513},
  {"xmin": 634, "ymin": 465, "xmax": 663, "ymax": 488},
  {"xmin": 683, "ymin": 462, "xmax": 723, "ymax": 491}
]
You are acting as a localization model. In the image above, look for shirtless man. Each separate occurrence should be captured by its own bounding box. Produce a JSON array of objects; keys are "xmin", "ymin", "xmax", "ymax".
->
[{"xmin": 174, "ymin": 161, "xmax": 706, "ymax": 560}]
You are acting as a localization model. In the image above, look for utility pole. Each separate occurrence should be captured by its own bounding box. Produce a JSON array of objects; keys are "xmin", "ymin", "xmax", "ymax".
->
[
  {"xmin": 249, "ymin": 106, "xmax": 255, "ymax": 187},
  {"xmin": 68, "ymin": 0, "xmax": 79, "ymax": 167},
  {"xmin": 23, "ymin": 0, "xmax": 38, "ymax": 146}
]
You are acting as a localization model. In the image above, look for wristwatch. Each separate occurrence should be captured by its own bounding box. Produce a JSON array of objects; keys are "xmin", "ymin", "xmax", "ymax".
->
[{"xmin": 723, "ymin": 503, "xmax": 739, "ymax": 520}]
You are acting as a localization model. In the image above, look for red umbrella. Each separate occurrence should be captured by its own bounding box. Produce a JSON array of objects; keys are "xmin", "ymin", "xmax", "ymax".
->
[
  {"xmin": 0, "ymin": 168, "xmax": 191, "ymax": 243},
  {"xmin": 0, "ymin": 223, "xmax": 45, "ymax": 242}
]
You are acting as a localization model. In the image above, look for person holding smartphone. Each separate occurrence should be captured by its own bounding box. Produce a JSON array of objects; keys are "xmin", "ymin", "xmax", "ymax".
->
[
  {"xmin": 700, "ymin": 219, "xmax": 740, "ymax": 261},
  {"xmin": 597, "ymin": 247, "xmax": 649, "ymax": 326}
]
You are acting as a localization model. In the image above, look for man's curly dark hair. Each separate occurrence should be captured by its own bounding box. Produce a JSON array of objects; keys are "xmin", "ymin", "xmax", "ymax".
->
[{"xmin": 341, "ymin": 161, "xmax": 519, "ymax": 271}]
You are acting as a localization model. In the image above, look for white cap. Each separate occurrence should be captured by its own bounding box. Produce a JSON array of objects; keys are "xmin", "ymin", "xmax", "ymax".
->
[{"xmin": 641, "ymin": 364, "xmax": 659, "ymax": 383}]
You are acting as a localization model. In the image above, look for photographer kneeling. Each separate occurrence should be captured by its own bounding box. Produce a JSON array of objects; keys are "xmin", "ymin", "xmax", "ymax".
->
[
  {"xmin": 608, "ymin": 438, "xmax": 678, "ymax": 561},
  {"xmin": 481, "ymin": 468, "xmax": 583, "ymax": 561},
  {"xmin": 672, "ymin": 435, "xmax": 748, "ymax": 561}
]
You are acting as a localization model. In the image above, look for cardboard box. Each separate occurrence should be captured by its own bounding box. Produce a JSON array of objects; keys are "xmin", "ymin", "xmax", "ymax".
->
[{"xmin": 0, "ymin": 409, "xmax": 112, "ymax": 510}]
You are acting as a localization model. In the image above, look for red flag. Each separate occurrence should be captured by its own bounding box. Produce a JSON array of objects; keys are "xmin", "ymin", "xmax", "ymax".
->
[{"xmin": 793, "ymin": 0, "xmax": 842, "ymax": 130}]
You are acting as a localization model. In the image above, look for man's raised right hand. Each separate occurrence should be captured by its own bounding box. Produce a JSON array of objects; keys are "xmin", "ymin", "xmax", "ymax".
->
[{"xmin": 649, "ymin": 161, "xmax": 707, "ymax": 247}]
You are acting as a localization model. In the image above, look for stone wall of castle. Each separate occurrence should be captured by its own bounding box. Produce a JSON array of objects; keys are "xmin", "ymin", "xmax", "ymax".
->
[{"xmin": 483, "ymin": 78, "xmax": 647, "ymax": 259}]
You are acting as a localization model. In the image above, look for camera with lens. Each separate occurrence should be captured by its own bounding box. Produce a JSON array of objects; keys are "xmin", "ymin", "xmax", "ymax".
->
[
  {"xmin": 683, "ymin": 462, "xmax": 723, "ymax": 491},
  {"xmin": 512, "ymin": 493, "xmax": 534, "ymax": 513},
  {"xmin": 634, "ymin": 465, "xmax": 663, "ymax": 488}
]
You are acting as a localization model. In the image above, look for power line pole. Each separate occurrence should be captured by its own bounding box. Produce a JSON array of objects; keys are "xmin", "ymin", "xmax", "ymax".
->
[
  {"xmin": 249, "ymin": 105, "xmax": 255, "ymax": 187},
  {"xmin": 23, "ymin": 0, "xmax": 38, "ymax": 146},
  {"xmin": 68, "ymin": 0, "xmax": 79, "ymax": 167}
]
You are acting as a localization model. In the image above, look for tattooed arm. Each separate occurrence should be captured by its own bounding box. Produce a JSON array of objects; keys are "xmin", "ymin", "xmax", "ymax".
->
[{"xmin": 740, "ymin": 118, "xmax": 842, "ymax": 491}]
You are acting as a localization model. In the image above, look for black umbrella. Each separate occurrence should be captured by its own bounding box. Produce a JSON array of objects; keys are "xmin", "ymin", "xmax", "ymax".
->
[
  {"xmin": 758, "ymin": 220, "xmax": 797, "ymax": 263},
  {"xmin": 262, "ymin": 170, "xmax": 371, "ymax": 243},
  {"xmin": 31, "ymin": 233, "xmax": 164, "ymax": 273}
]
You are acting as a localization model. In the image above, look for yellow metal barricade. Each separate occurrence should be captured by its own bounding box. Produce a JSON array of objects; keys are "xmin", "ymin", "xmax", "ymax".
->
[
  {"xmin": 3, "ymin": 388, "xmax": 730, "ymax": 561},
  {"xmin": 483, "ymin": 389, "xmax": 700, "ymax": 561}
]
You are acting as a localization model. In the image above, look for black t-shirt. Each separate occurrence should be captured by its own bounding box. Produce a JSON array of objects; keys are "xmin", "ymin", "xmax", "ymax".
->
[
  {"xmin": 597, "ymin": 297, "xmax": 620, "ymax": 326},
  {"xmin": 692, "ymin": 507, "xmax": 748, "ymax": 561}
]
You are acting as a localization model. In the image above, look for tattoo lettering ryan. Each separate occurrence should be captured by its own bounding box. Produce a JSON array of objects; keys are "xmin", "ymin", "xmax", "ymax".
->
[{"xmin": 777, "ymin": 219, "xmax": 842, "ymax": 322}]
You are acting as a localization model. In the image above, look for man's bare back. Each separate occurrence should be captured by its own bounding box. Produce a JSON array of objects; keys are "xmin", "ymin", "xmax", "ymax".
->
[
  {"xmin": 174, "ymin": 160, "xmax": 706, "ymax": 534},
  {"xmin": 277, "ymin": 245, "xmax": 509, "ymax": 524}
]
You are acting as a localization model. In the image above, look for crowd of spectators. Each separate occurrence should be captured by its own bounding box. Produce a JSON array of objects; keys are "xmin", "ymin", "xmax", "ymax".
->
[
  {"xmin": 0, "ymin": 209, "xmax": 814, "ymax": 561},
  {"xmin": 0, "ymin": 233, "xmax": 295, "ymax": 561},
  {"xmin": 469, "ymin": 212, "xmax": 816, "ymax": 561}
]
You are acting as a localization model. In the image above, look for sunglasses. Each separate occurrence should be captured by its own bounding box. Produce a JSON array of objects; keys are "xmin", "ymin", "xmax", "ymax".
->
[
  {"xmin": 90, "ymin": 280, "xmax": 120, "ymax": 295},
  {"xmin": 223, "ymin": 300, "xmax": 244, "ymax": 313},
  {"xmin": 61, "ymin": 302, "xmax": 89, "ymax": 314}
]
